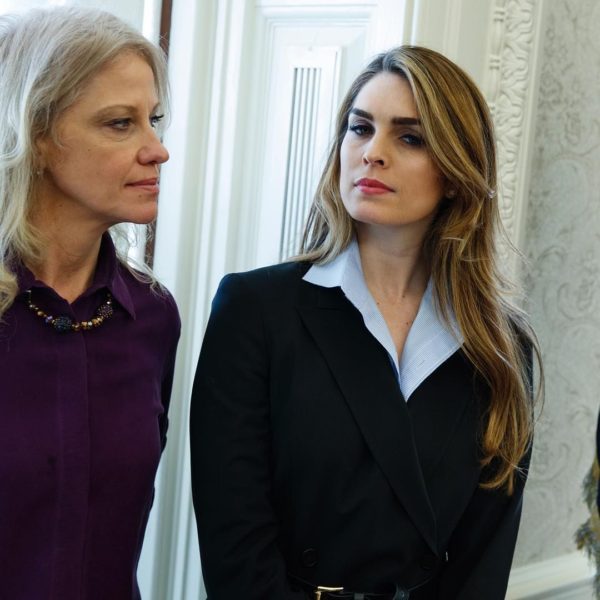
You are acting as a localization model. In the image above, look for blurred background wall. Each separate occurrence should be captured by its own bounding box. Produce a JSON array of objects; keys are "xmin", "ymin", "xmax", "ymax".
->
[{"xmin": 512, "ymin": 0, "xmax": 600, "ymax": 592}]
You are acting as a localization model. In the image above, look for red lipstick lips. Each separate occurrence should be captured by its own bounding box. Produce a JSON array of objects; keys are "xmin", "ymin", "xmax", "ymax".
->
[{"xmin": 355, "ymin": 177, "xmax": 393, "ymax": 195}]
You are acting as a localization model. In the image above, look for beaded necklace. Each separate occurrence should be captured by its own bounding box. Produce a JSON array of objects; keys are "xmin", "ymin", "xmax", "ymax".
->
[{"xmin": 26, "ymin": 289, "xmax": 114, "ymax": 333}]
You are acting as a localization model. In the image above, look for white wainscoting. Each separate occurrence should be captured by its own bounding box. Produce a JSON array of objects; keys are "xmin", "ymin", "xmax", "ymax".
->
[{"xmin": 507, "ymin": 552, "xmax": 595, "ymax": 600}]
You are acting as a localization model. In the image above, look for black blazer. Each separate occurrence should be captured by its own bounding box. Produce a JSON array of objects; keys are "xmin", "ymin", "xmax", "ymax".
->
[{"xmin": 190, "ymin": 261, "xmax": 529, "ymax": 599}]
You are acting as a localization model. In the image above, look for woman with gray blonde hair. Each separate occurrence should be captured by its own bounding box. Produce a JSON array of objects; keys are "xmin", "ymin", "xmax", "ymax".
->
[
  {"xmin": 191, "ymin": 45, "xmax": 540, "ymax": 599},
  {"xmin": 0, "ymin": 7, "xmax": 179, "ymax": 599}
]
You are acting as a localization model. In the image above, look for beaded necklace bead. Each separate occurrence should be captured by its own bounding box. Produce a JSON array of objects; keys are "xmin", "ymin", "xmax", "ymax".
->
[{"xmin": 26, "ymin": 290, "xmax": 114, "ymax": 333}]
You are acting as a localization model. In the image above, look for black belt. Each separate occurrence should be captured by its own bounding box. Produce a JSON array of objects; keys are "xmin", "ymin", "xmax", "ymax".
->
[{"xmin": 289, "ymin": 575, "xmax": 410, "ymax": 600}]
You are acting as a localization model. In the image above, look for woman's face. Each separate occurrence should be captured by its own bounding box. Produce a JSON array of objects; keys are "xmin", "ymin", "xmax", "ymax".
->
[
  {"xmin": 339, "ymin": 72, "xmax": 445, "ymax": 239},
  {"xmin": 36, "ymin": 51, "xmax": 169, "ymax": 231}
]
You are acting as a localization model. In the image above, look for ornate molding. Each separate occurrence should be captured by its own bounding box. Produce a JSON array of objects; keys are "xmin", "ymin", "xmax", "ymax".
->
[{"xmin": 484, "ymin": 0, "xmax": 539, "ymax": 251}]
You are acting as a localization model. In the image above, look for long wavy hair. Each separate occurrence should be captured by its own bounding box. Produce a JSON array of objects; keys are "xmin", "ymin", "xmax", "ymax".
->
[
  {"xmin": 0, "ymin": 6, "xmax": 169, "ymax": 319},
  {"xmin": 299, "ymin": 45, "xmax": 541, "ymax": 494}
]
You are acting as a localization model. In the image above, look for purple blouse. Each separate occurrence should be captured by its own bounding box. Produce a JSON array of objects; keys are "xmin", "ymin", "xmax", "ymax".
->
[{"xmin": 0, "ymin": 235, "xmax": 180, "ymax": 600}]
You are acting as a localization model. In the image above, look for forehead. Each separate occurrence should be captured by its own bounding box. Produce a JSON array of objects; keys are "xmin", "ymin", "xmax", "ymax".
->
[
  {"xmin": 73, "ymin": 52, "xmax": 158, "ymax": 110},
  {"xmin": 352, "ymin": 72, "xmax": 418, "ymax": 119}
]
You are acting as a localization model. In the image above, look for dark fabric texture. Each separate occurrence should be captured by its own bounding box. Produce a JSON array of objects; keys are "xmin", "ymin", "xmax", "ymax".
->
[
  {"xmin": 190, "ymin": 262, "xmax": 530, "ymax": 600},
  {"xmin": 0, "ymin": 234, "xmax": 180, "ymax": 600}
]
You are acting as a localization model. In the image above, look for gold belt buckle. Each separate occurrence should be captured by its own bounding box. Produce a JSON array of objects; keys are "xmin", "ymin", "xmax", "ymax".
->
[{"xmin": 314, "ymin": 585, "xmax": 344, "ymax": 600}]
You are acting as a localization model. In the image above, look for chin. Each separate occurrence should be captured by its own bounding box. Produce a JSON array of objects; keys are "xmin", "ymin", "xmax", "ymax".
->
[
  {"xmin": 348, "ymin": 207, "xmax": 399, "ymax": 227},
  {"xmin": 128, "ymin": 204, "xmax": 159, "ymax": 225},
  {"xmin": 134, "ymin": 215, "xmax": 158, "ymax": 226}
]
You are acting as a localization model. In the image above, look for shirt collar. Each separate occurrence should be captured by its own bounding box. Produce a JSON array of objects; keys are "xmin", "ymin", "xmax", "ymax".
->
[
  {"xmin": 303, "ymin": 238, "xmax": 463, "ymax": 400},
  {"xmin": 302, "ymin": 245, "xmax": 350, "ymax": 288},
  {"xmin": 92, "ymin": 233, "xmax": 136, "ymax": 319},
  {"xmin": 15, "ymin": 232, "xmax": 136, "ymax": 319}
]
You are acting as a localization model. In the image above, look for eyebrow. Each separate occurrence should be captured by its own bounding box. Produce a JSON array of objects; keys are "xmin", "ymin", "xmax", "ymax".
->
[
  {"xmin": 95, "ymin": 103, "xmax": 161, "ymax": 115},
  {"xmin": 349, "ymin": 108, "xmax": 420, "ymax": 126}
]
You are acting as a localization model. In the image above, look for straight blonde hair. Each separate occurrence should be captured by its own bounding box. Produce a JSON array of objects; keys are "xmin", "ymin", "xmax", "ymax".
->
[
  {"xmin": 0, "ymin": 6, "xmax": 169, "ymax": 319},
  {"xmin": 299, "ymin": 45, "xmax": 541, "ymax": 493}
]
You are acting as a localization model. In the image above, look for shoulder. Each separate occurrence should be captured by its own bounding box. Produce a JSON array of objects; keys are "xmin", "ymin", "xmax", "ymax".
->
[
  {"xmin": 501, "ymin": 308, "xmax": 537, "ymax": 402},
  {"xmin": 226, "ymin": 260, "xmax": 310, "ymax": 287},
  {"xmin": 506, "ymin": 311, "xmax": 535, "ymax": 364},
  {"xmin": 116, "ymin": 263, "xmax": 181, "ymax": 331},
  {"xmin": 152, "ymin": 284, "xmax": 181, "ymax": 328},
  {"xmin": 216, "ymin": 260, "xmax": 311, "ymax": 302},
  {"xmin": 204, "ymin": 261, "xmax": 312, "ymax": 330}
]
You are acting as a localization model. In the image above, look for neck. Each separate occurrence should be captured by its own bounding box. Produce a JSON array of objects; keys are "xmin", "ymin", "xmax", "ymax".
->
[
  {"xmin": 355, "ymin": 224, "xmax": 429, "ymax": 302},
  {"xmin": 27, "ymin": 213, "xmax": 105, "ymax": 304}
]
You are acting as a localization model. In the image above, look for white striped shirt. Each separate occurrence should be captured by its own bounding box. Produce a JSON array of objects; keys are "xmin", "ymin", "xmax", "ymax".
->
[{"xmin": 303, "ymin": 239, "xmax": 463, "ymax": 401}]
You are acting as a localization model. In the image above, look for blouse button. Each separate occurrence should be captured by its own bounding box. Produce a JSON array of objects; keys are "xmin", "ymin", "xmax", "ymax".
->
[{"xmin": 301, "ymin": 548, "xmax": 318, "ymax": 568}]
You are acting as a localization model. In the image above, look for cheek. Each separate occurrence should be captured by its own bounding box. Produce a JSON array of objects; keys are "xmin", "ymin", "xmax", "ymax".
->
[
  {"xmin": 415, "ymin": 159, "xmax": 444, "ymax": 198},
  {"xmin": 339, "ymin": 139, "xmax": 355, "ymax": 187}
]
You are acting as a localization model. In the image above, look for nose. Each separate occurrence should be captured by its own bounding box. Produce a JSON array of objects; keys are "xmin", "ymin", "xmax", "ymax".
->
[
  {"xmin": 139, "ymin": 128, "xmax": 170, "ymax": 166},
  {"xmin": 362, "ymin": 134, "xmax": 387, "ymax": 167}
]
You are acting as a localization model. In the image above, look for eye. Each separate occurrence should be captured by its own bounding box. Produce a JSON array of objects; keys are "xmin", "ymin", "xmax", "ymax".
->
[
  {"xmin": 150, "ymin": 114, "xmax": 165, "ymax": 128},
  {"xmin": 399, "ymin": 133, "xmax": 424, "ymax": 147},
  {"xmin": 107, "ymin": 118, "xmax": 132, "ymax": 131},
  {"xmin": 348, "ymin": 122, "xmax": 373, "ymax": 136}
]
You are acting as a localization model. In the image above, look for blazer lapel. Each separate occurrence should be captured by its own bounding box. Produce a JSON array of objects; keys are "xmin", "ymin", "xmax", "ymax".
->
[
  {"xmin": 407, "ymin": 351, "xmax": 475, "ymax": 481},
  {"xmin": 297, "ymin": 283, "xmax": 438, "ymax": 554}
]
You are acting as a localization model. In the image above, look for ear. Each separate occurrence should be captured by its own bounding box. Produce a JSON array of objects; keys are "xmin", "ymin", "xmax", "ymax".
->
[
  {"xmin": 34, "ymin": 134, "xmax": 54, "ymax": 174},
  {"xmin": 441, "ymin": 175, "xmax": 457, "ymax": 199}
]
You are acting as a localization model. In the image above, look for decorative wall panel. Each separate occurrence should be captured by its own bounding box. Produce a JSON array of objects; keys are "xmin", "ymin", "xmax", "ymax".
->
[
  {"xmin": 485, "ymin": 0, "xmax": 537, "ymax": 246},
  {"xmin": 246, "ymin": 15, "xmax": 364, "ymax": 268},
  {"xmin": 280, "ymin": 66, "xmax": 322, "ymax": 259},
  {"xmin": 513, "ymin": 0, "xmax": 600, "ymax": 567}
]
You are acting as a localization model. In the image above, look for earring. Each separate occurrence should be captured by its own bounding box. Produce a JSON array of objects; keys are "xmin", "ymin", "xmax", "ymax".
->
[{"xmin": 446, "ymin": 188, "xmax": 457, "ymax": 198}]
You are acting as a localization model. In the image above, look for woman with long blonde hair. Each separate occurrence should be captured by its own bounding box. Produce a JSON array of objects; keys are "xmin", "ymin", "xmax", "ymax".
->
[
  {"xmin": 0, "ymin": 8, "xmax": 179, "ymax": 599},
  {"xmin": 191, "ymin": 45, "xmax": 539, "ymax": 599}
]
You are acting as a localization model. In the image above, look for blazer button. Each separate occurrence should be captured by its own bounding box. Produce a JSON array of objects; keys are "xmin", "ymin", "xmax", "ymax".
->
[
  {"xmin": 419, "ymin": 552, "xmax": 438, "ymax": 571},
  {"xmin": 301, "ymin": 548, "xmax": 318, "ymax": 568}
]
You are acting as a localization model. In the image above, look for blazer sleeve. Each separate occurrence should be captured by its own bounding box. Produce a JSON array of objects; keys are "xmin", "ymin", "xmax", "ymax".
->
[
  {"xmin": 190, "ymin": 273, "xmax": 305, "ymax": 600},
  {"xmin": 436, "ymin": 449, "xmax": 530, "ymax": 599}
]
